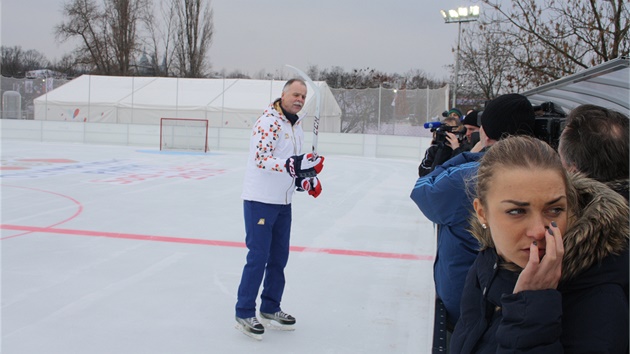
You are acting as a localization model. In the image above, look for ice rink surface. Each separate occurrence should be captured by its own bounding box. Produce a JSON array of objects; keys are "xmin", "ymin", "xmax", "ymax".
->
[{"xmin": 1, "ymin": 140, "xmax": 437, "ymax": 354}]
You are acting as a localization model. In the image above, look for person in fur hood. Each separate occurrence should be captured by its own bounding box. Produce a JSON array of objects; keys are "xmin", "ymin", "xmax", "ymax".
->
[{"xmin": 451, "ymin": 135, "xmax": 629, "ymax": 353}]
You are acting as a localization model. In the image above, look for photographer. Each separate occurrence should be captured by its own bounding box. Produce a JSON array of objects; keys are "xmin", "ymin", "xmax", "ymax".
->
[{"xmin": 418, "ymin": 117, "xmax": 465, "ymax": 177}]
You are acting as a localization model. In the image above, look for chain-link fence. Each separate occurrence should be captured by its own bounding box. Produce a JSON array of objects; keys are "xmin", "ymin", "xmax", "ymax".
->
[
  {"xmin": 1, "ymin": 76, "xmax": 69, "ymax": 119},
  {"xmin": 332, "ymin": 86, "xmax": 448, "ymax": 139},
  {"xmin": 1, "ymin": 76, "xmax": 447, "ymax": 139}
]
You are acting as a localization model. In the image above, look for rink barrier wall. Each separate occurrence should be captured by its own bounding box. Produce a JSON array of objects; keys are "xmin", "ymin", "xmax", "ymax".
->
[{"xmin": 0, "ymin": 119, "xmax": 432, "ymax": 161}]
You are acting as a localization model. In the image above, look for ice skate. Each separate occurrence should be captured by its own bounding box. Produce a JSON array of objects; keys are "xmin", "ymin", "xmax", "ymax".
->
[
  {"xmin": 260, "ymin": 311, "xmax": 296, "ymax": 331},
  {"xmin": 235, "ymin": 316, "xmax": 264, "ymax": 340}
]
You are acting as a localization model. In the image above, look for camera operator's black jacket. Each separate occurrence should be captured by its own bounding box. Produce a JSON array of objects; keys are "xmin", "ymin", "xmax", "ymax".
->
[
  {"xmin": 418, "ymin": 141, "xmax": 473, "ymax": 177},
  {"xmin": 418, "ymin": 141, "xmax": 441, "ymax": 177}
]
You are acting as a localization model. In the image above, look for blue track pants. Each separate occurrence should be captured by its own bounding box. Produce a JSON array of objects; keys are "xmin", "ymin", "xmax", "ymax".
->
[{"xmin": 235, "ymin": 200, "xmax": 292, "ymax": 318}]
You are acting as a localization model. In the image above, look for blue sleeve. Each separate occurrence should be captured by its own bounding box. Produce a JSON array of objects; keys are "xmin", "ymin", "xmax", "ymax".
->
[{"xmin": 410, "ymin": 153, "xmax": 480, "ymax": 225}]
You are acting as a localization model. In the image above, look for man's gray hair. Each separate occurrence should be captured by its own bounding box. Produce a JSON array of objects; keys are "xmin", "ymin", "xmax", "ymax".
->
[{"xmin": 283, "ymin": 78, "xmax": 307, "ymax": 92}]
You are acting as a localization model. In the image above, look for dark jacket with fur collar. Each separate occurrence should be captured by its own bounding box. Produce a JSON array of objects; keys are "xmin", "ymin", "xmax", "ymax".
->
[
  {"xmin": 451, "ymin": 174, "xmax": 629, "ymax": 353},
  {"xmin": 606, "ymin": 178, "xmax": 629, "ymax": 203}
]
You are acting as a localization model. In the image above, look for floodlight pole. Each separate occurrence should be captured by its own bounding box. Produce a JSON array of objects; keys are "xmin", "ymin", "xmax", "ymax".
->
[
  {"xmin": 453, "ymin": 21, "xmax": 462, "ymax": 109},
  {"xmin": 441, "ymin": 6, "xmax": 480, "ymax": 109}
]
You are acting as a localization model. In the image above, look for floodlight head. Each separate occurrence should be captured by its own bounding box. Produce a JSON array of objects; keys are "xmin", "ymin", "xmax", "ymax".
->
[{"xmin": 441, "ymin": 5, "xmax": 480, "ymax": 23}]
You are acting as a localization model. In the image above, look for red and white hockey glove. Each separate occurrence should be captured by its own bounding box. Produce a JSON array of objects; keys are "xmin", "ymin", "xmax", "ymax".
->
[
  {"xmin": 285, "ymin": 153, "xmax": 325, "ymax": 178},
  {"xmin": 296, "ymin": 177, "xmax": 322, "ymax": 198}
]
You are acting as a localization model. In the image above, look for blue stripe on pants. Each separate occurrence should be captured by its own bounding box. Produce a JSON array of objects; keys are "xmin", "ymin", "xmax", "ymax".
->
[{"xmin": 236, "ymin": 200, "xmax": 292, "ymax": 318}]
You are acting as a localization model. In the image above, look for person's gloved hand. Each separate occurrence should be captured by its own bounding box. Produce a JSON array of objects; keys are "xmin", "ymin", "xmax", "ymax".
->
[
  {"xmin": 296, "ymin": 177, "xmax": 322, "ymax": 198},
  {"xmin": 285, "ymin": 153, "xmax": 324, "ymax": 178}
]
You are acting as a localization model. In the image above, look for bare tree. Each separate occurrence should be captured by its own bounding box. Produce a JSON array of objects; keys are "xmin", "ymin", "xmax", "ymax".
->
[
  {"xmin": 1, "ymin": 46, "xmax": 50, "ymax": 77},
  {"xmin": 139, "ymin": 0, "xmax": 178, "ymax": 76},
  {"xmin": 173, "ymin": 0, "xmax": 214, "ymax": 77},
  {"xmin": 1, "ymin": 46, "xmax": 25, "ymax": 77},
  {"xmin": 457, "ymin": 21, "xmax": 514, "ymax": 102},
  {"xmin": 306, "ymin": 65, "xmax": 320, "ymax": 81},
  {"xmin": 56, "ymin": 0, "xmax": 147, "ymax": 75},
  {"xmin": 479, "ymin": 0, "xmax": 630, "ymax": 89},
  {"xmin": 56, "ymin": 0, "xmax": 111, "ymax": 74},
  {"xmin": 332, "ymin": 88, "xmax": 381, "ymax": 133},
  {"xmin": 225, "ymin": 70, "xmax": 250, "ymax": 79},
  {"xmin": 403, "ymin": 69, "xmax": 443, "ymax": 90},
  {"xmin": 105, "ymin": 0, "xmax": 147, "ymax": 75},
  {"xmin": 51, "ymin": 54, "xmax": 89, "ymax": 78},
  {"xmin": 21, "ymin": 50, "xmax": 51, "ymax": 72}
]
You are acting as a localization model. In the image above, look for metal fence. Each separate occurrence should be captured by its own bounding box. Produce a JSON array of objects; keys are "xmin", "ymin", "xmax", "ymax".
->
[
  {"xmin": 1, "ymin": 76, "xmax": 68, "ymax": 119},
  {"xmin": 1, "ymin": 75, "xmax": 447, "ymax": 139},
  {"xmin": 331, "ymin": 86, "xmax": 448, "ymax": 138}
]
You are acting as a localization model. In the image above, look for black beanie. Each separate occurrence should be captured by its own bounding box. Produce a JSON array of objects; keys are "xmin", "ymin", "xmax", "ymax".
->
[
  {"xmin": 481, "ymin": 94, "xmax": 535, "ymax": 140},
  {"xmin": 462, "ymin": 110, "xmax": 479, "ymax": 127}
]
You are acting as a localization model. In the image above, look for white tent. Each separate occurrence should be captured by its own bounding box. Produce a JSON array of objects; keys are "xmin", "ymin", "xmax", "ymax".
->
[{"xmin": 33, "ymin": 75, "xmax": 342, "ymax": 132}]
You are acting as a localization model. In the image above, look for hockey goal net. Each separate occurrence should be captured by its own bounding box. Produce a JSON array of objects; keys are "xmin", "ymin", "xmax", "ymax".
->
[{"xmin": 160, "ymin": 118, "xmax": 209, "ymax": 152}]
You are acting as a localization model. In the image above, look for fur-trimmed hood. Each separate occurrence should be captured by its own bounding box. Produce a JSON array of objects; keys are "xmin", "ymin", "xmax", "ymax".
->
[
  {"xmin": 605, "ymin": 178, "xmax": 629, "ymax": 202},
  {"xmin": 561, "ymin": 173, "xmax": 629, "ymax": 282}
]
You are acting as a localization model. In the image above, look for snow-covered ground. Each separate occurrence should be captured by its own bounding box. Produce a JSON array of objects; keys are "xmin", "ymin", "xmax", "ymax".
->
[{"xmin": 1, "ymin": 140, "xmax": 436, "ymax": 353}]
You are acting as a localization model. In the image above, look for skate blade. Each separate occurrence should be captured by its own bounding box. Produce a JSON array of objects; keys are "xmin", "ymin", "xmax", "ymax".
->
[
  {"xmin": 234, "ymin": 323, "xmax": 263, "ymax": 340},
  {"xmin": 259, "ymin": 317, "xmax": 296, "ymax": 331}
]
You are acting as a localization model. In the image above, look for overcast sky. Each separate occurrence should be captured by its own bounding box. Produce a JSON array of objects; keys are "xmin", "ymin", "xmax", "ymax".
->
[{"xmin": 2, "ymin": 0, "xmax": 481, "ymax": 80}]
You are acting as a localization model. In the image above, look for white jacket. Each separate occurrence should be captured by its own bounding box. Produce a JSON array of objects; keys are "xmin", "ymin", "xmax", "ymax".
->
[{"xmin": 241, "ymin": 99, "xmax": 305, "ymax": 205}]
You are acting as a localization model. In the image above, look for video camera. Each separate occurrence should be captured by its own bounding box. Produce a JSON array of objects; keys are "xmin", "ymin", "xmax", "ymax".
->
[
  {"xmin": 532, "ymin": 101, "xmax": 567, "ymax": 149},
  {"xmin": 423, "ymin": 121, "xmax": 465, "ymax": 145}
]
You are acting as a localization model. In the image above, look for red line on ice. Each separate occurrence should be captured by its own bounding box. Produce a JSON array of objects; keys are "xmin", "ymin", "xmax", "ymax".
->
[
  {"xmin": 0, "ymin": 224, "xmax": 433, "ymax": 261},
  {"xmin": 0, "ymin": 185, "xmax": 83, "ymax": 240}
]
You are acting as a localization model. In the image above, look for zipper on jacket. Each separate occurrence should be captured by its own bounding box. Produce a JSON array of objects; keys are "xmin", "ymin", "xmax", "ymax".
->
[{"xmin": 284, "ymin": 124, "xmax": 300, "ymax": 204}]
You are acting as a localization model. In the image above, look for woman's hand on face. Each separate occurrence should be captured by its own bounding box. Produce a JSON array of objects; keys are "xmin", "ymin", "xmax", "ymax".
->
[{"xmin": 513, "ymin": 222, "xmax": 564, "ymax": 293}]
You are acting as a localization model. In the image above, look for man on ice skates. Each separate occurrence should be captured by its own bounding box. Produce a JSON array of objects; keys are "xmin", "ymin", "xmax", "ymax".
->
[{"xmin": 235, "ymin": 78, "xmax": 324, "ymax": 340}]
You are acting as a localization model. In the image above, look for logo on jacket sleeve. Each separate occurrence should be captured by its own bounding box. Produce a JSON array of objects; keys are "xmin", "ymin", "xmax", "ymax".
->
[{"xmin": 257, "ymin": 218, "xmax": 265, "ymax": 225}]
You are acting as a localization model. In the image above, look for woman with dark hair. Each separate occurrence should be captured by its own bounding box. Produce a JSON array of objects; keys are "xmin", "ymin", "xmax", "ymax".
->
[{"xmin": 451, "ymin": 135, "xmax": 629, "ymax": 353}]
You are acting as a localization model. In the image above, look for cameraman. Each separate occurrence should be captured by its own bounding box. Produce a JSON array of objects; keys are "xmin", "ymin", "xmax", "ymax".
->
[{"xmin": 418, "ymin": 117, "xmax": 464, "ymax": 177}]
